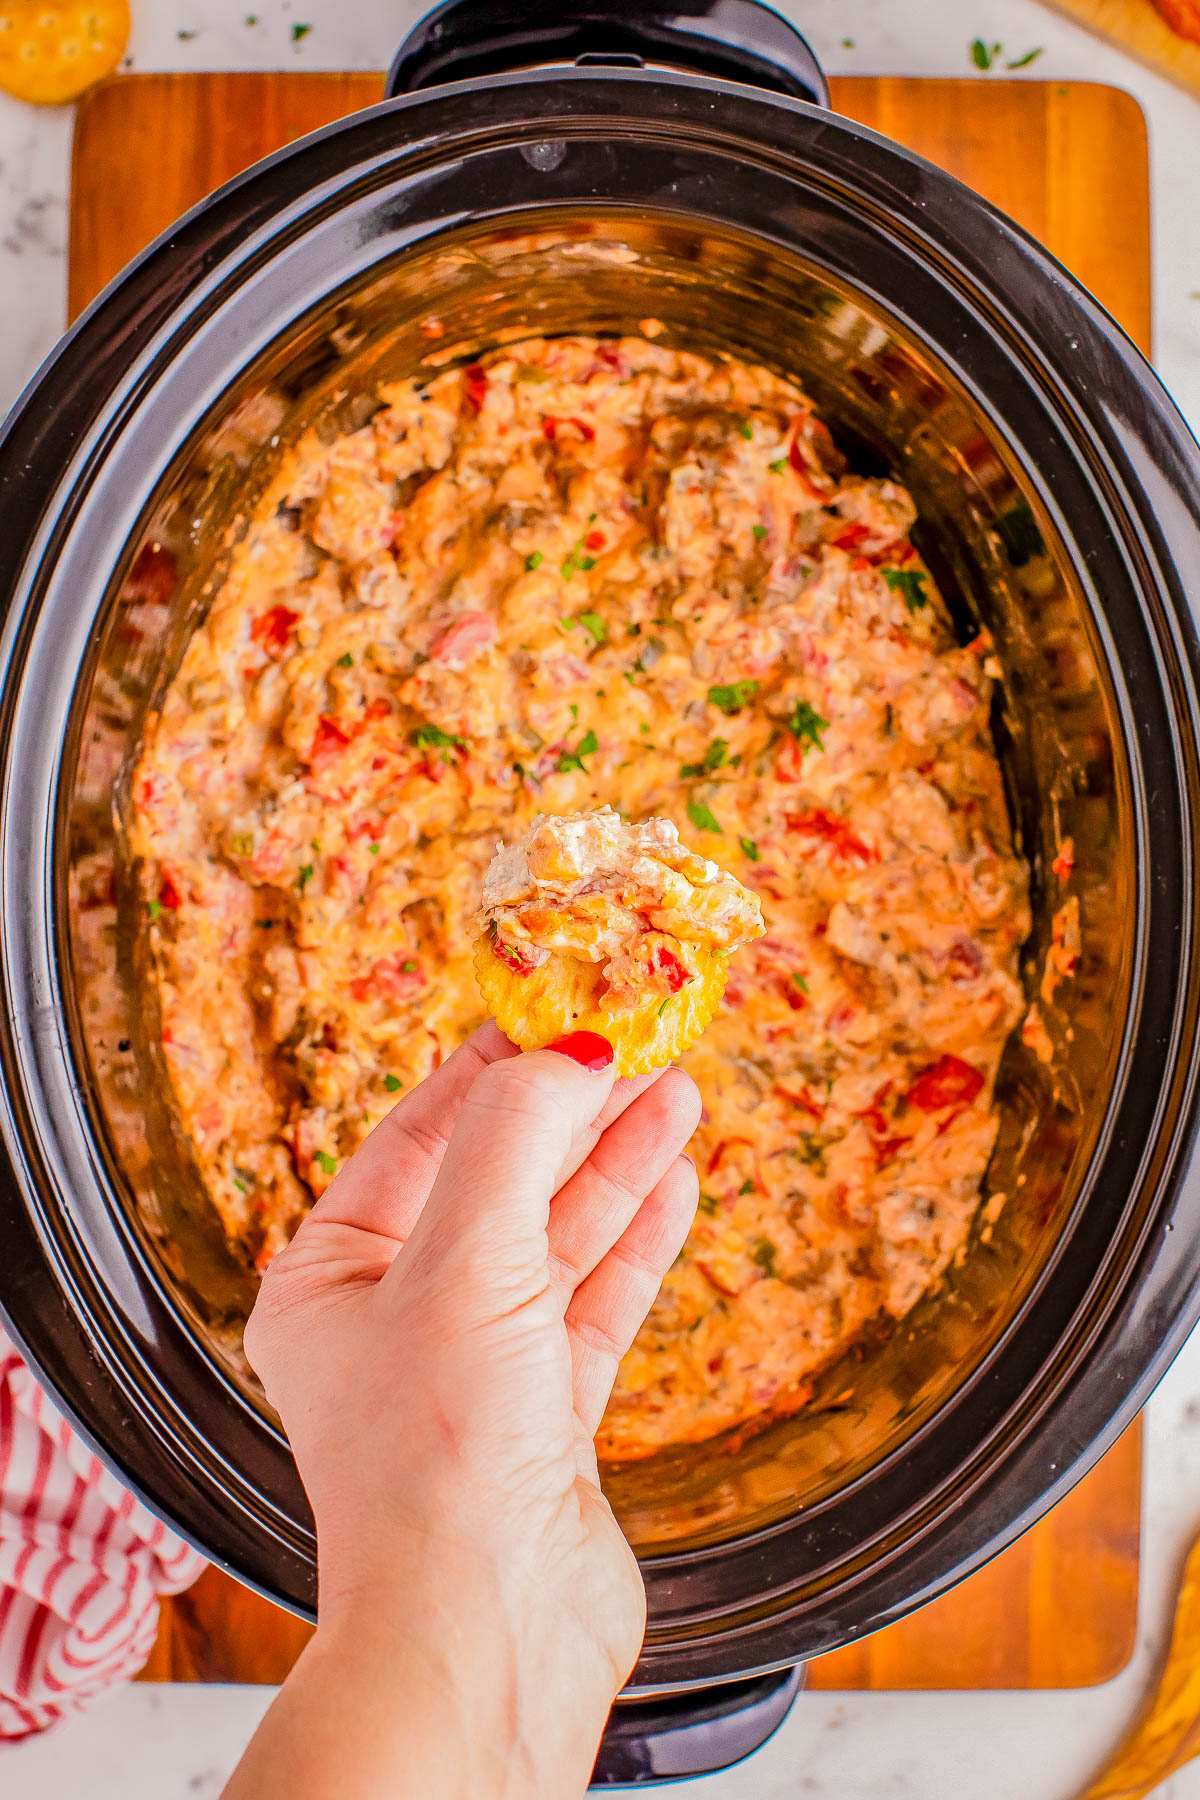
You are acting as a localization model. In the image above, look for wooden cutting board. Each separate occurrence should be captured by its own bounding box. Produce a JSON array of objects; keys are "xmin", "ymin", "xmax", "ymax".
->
[
  {"xmin": 69, "ymin": 73, "xmax": 1149, "ymax": 1691},
  {"xmin": 1041, "ymin": 0, "xmax": 1200, "ymax": 99}
]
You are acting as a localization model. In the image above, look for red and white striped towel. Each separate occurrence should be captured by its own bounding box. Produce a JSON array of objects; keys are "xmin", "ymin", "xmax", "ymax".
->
[{"xmin": 0, "ymin": 1324, "xmax": 205, "ymax": 1739}]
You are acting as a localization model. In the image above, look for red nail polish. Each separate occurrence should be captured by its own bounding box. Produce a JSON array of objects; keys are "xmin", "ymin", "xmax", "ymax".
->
[{"xmin": 544, "ymin": 1031, "xmax": 614, "ymax": 1072}]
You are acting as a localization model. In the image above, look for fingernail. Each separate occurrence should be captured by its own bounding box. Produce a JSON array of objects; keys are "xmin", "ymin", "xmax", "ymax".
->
[{"xmin": 545, "ymin": 1031, "xmax": 614, "ymax": 1072}]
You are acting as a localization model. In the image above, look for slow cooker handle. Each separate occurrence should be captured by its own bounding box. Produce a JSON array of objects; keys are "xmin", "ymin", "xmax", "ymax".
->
[
  {"xmin": 590, "ymin": 1665, "xmax": 805, "ymax": 1788},
  {"xmin": 385, "ymin": 0, "xmax": 829, "ymax": 107}
]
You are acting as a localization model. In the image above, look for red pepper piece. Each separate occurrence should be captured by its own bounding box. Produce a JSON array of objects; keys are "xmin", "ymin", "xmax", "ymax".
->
[
  {"xmin": 786, "ymin": 808, "xmax": 877, "ymax": 863},
  {"xmin": 654, "ymin": 946, "xmax": 690, "ymax": 993},
  {"xmin": 463, "ymin": 363, "xmax": 488, "ymax": 412},
  {"xmin": 491, "ymin": 928, "xmax": 537, "ymax": 975},
  {"xmin": 250, "ymin": 605, "xmax": 300, "ymax": 655},
  {"xmin": 158, "ymin": 872, "xmax": 182, "ymax": 911},
  {"xmin": 906, "ymin": 1054, "xmax": 985, "ymax": 1110}
]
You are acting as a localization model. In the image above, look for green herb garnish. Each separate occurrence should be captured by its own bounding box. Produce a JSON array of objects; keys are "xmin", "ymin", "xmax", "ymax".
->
[
  {"xmin": 751, "ymin": 1238, "xmax": 779, "ymax": 1278},
  {"xmin": 752, "ymin": 524, "xmax": 768, "ymax": 541},
  {"xmin": 336, "ymin": 652, "xmax": 353, "ymax": 668},
  {"xmin": 738, "ymin": 1178, "xmax": 755, "ymax": 1196},
  {"xmin": 148, "ymin": 900, "xmax": 162, "ymax": 920},
  {"xmin": 314, "ymin": 1149, "xmax": 337, "ymax": 1175},
  {"xmin": 791, "ymin": 973, "xmax": 809, "ymax": 993},
  {"xmin": 411, "ymin": 724, "xmax": 466, "ymax": 749},
  {"xmin": 291, "ymin": 22, "xmax": 312, "ymax": 42},
  {"xmin": 232, "ymin": 833, "xmax": 254, "ymax": 857},
  {"xmin": 525, "ymin": 550, "xmax": 544, "ymax": 571},
  {"xmin": 368, "ymin": 842, "xmax": 380, "ymax": 854},
  {"xmin": 1007, "ymin": 46, "xmax": 1043, "ymax": 68},
  {"xmin": 970, "ymin": 38, "xmax": 1001, "ymax": 69},
  {"xmin": 738, "ymin": 421, "xmax": 754, "ymax": 441},
  {"xmin": 384, "ymin": 1074, "xmax": 403, "ymax": 1093},
  {"xmin": 708, "ymin": 679, "xmax": 759, "ymax": 716},
  {"xmin": 739, "ymin": 837, "xmax": 760, "ymax": 862},
  {"xmin": 556, "ymin": 728, "xmax": 599, "ymax": 774},
  {"xmin": 687, "ymin": 798, "xmax": 722, "ymax": 834},
  {"xmin": 698, "ymin": 1191, "xmax": 722, "ymax": 1217},
  {"xmin": 768, "ymin": 457, "xmax": 788, "ymax": 473},
  {"xmin": 787, "ymin": 699, "xmax": 829, "ymax": 750},
  {"xmin": 296, "ymin": 864, "xmax": 314, "ymax": 893},
  {"xmin": 681, "ymin": 738, "xmax": 730, "ymax": 780},
  {"xmin": 402, "ymin": 960, "xmax": 416, "ymax": 973},
  {"xmin": 883, "ymin": 567, "xmax": 929, "ymax": 613},
  {"xmin": 577, "ymin": 612, "xmax": 607, "ymax": 645}
]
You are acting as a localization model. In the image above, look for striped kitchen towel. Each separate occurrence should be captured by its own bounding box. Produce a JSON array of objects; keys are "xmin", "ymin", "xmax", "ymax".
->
[{"xmin": 0, "ymin": 1324, "xmax": 205, "ymax": 1738}]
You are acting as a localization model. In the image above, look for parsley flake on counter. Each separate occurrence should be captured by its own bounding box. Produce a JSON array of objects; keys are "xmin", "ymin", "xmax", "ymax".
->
[
  {"xmin": 296, "ymin": 863, "xmax": 314, "ymax": 893},
  {"xmin": 384, "ymin": 1074, "xmax": 403, "ymax": 1092},
  {"xmin": 687, "ymin": 798, "xmax": 723, "ymax": 834},
  {"xmin": 708, "ymin": 679, "xmax": 759, "ymax": 716},
  {"xmin": 788, "ymin": 699, "xmax": 829, "ymax": 751},
  {"xmin": 1007, "ymin": 47, "xmax": 1043, "ymax": 68},
  {"xmin": 970, "ymin": 38, "xmax": 1002, "ymax": 69},
  {"xmin": 883, "ymin": 567, "xmax": 929, "ymax": 613},
  {"xmin": 314, "ymin": 1149, "xmax": 337, "ymax": 1174},
  {"xmin": 291, "ymin": 22, "xmax": 313, "ymax": 43},
  {"xmin": 556, "ymin": 728, "xmax": 598, "ymax": 774},
  {"xmin": 681, "ymin": 738, "xmax": 729, "ymax": 779},
  {"xmin": 525, "ymin": 550, "xmax": 544, "ymax": 571},
  {"xmin": 739, "ymin": 837, "xmax": 760, "ymax": 861},
  {"xmin": 411, "ymin": 723, "xmax": 466, "ymax": 749}
]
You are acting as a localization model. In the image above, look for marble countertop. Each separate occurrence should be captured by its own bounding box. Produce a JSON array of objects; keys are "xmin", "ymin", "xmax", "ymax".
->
[{"xmin": 3, "ymin": 1, "xmax": 1200, "ymax": 1795}]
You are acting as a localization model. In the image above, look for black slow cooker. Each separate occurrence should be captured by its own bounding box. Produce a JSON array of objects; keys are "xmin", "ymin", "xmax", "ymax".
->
[{"xmin": 3, "ymin": 0, "xmax": 1200, "ymax": 1784}]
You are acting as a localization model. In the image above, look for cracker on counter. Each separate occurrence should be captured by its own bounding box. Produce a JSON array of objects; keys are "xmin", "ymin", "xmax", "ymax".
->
[
  {"xmin": 0, "ymin": 2, "xmax": 129, "ymax": 105},
  {"xmin": 473, "ymin": 807, "xmax": 764, "ymax": 1076}
]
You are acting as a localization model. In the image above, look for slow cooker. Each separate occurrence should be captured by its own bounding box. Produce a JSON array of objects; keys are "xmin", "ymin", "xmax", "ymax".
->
[{"xmin": 3, "ymin": 0, "xmax": 1200, "ymax": 1783}]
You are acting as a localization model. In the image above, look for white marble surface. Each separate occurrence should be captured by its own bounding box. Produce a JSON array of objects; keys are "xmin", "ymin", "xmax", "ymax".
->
[{"xmin": 2, "ymin": 1, "xmax": 1200, "ymax": 1794}]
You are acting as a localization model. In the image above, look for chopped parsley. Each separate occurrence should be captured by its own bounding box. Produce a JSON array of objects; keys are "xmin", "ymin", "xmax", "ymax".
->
[
  {"xmin": 657, "ymin": 996, "xmax": 672, "ymax": 1017},
  {"xmin": 577, "ymin": 612, "xmax": 607, "ymax": 645},
  {"xmin": 791, "ymin": 973, "xmax": 809, "ymax": 993},
  {"xmin": 233, "ymin": 1178, "xmax": 247, "ymax": 1193},
  {"xmin": 738, "ymin": 421, "xmax": 754, "ymax": 441},
  {"xmin": 556, "ymin": 728, "xmax": 599, "ymax": 774},
  {"xmin": 401, "ymin": 959, "xmax": 416, "ymax": 973},
  {"xmin": 525, "ymin": 550, "xmax": 544, "ymax": 571},
  {"xmin": 738, "ymin": 1178, "xmax": 755, "ymax": 1196},
  {"xmin": 708, "ymin": 679, "xmax": 759, "ymax": 716},
  {"xmin": 698, "ymin": 1191, "xmax": 722, "ymax": 1217},
  {"xmin": 336, "ymin": 651, "xmax": 353, "ymax": 668},
  {"xmin": 368, "ymin": 842, "xmax": 380, "ymax": 854},
  {"xmin": 296, "ymin": 863, "xmax": 314, "ymax": 893},
  {"xmin": 739, "ymin": 837, "xmax": 760, "ymax": 862},
  {"xmin": 232, "ymin": 833, "xmax": 254, "ymax": 856},
  {"xmin": 384, "ymin": 1074, "xmax": 403, "ymax": 1093},
  {"xmin": 970, "ymin": 38, "xmax": 1001, "ymax": 69},
  {"xmin": 1007, "ymin": 46, "xmax": 1043, "ymax": 68},
  {"xmin": 569, "ymin": 703, "xmax": 578, "ymax": 719},
  {"xmin": 291, "ymin": 22, "xmax": 313, "ymax": 42},
  {"xmin": 681, "ymin": 738, "xmax": 729, "ymax": 779},
  {"xmin": 411, "ymin": 723, "xmax": 466, "ymax": 749},
  {"xmin": 687, "ymin": 798, "xmax": 723, "ymax": 834},
  {"xmin": 314, "ymin": 1149, "xmax": 337, "ymax": 1175},
  {"xmin": 883, "ymin": 567, "xmax": 929, "ymax": 613},
  {"xmin": 752, "ymin": 524, "xmax": 768, "ymax": 541},
  {"xmin": 768, "ymin": 457, "xmax": 788, "ymax": 473},
  {"xmin": 561, "ymin": 540, "xmax": 597, "ymax": 580},
  {"xmin": 148, "ymin": 899, "xmax": 162, "ymax": 921},
  {"xmin": 787, "ymin": 699, "xmax": 829, "ymax": 751}
]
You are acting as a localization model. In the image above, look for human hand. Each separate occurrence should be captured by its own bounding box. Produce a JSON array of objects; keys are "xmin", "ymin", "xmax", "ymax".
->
[{"xmin": 231, "ymin": 1025, "xmax": 701, "ymax": 1800}]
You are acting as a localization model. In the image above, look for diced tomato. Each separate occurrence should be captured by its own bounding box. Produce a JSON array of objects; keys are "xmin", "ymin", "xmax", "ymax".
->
[
  {"xmin": 594, "ymin": 342, "xmax": 625, "ymax": 373},
  {"xmin": 158, "ymin": 871, "xmax": 182, "ymax": 911},
  {"xmin": 123, "ymin": 543, "xmax": 177, "ymax": 606},
  {"xmin": 653, "ymin": 946, "xmax": 690, "ymax": 993},
  {"xmin": 429, "ymin": 611, "xmax": 496, "ymax": 667},
  {"xmin": 308, "ymin": 714, "xmax": 352, "ymax": 769},
  {"xmin": 873, "ymin": 1135, "xmax": 909, "ymax": 1167},
  {"xmin": 463, "ymin": 363, "xmax": 488, "ymax": 412},
  {"xmin": 786, "ymin": 808, "xmax": 877, "ymax": 863},
  {"xmin": 830, "ymin": 521, "xmax": 870, "ymax": 551},
  {"xmin": 349, "ymin": 953, "xmax": 427, "ymax": 1004},
  {"xmin": 541, "ymin": 414, "xmax": 596, "ymax": 444},
  {"xmin": 250, "ymin": 605, "xmax": 300, "ymax": 655},
  {"xmin": 491, "ymin": 928, "xmax": 537, "ymax": 975},
  {"xmin": 584, "ymin": 529, "xmax": 606, "ymax": 552},
  {"xmin": 906, "ymin": 1054, "xmax": 985, "ymax": 1110}
]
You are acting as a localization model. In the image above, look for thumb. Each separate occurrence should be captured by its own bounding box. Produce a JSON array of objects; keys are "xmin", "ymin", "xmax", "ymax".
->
[{"xmin": 394, "ymin": 1040, "xmax": 617, "ymax": 1310}]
